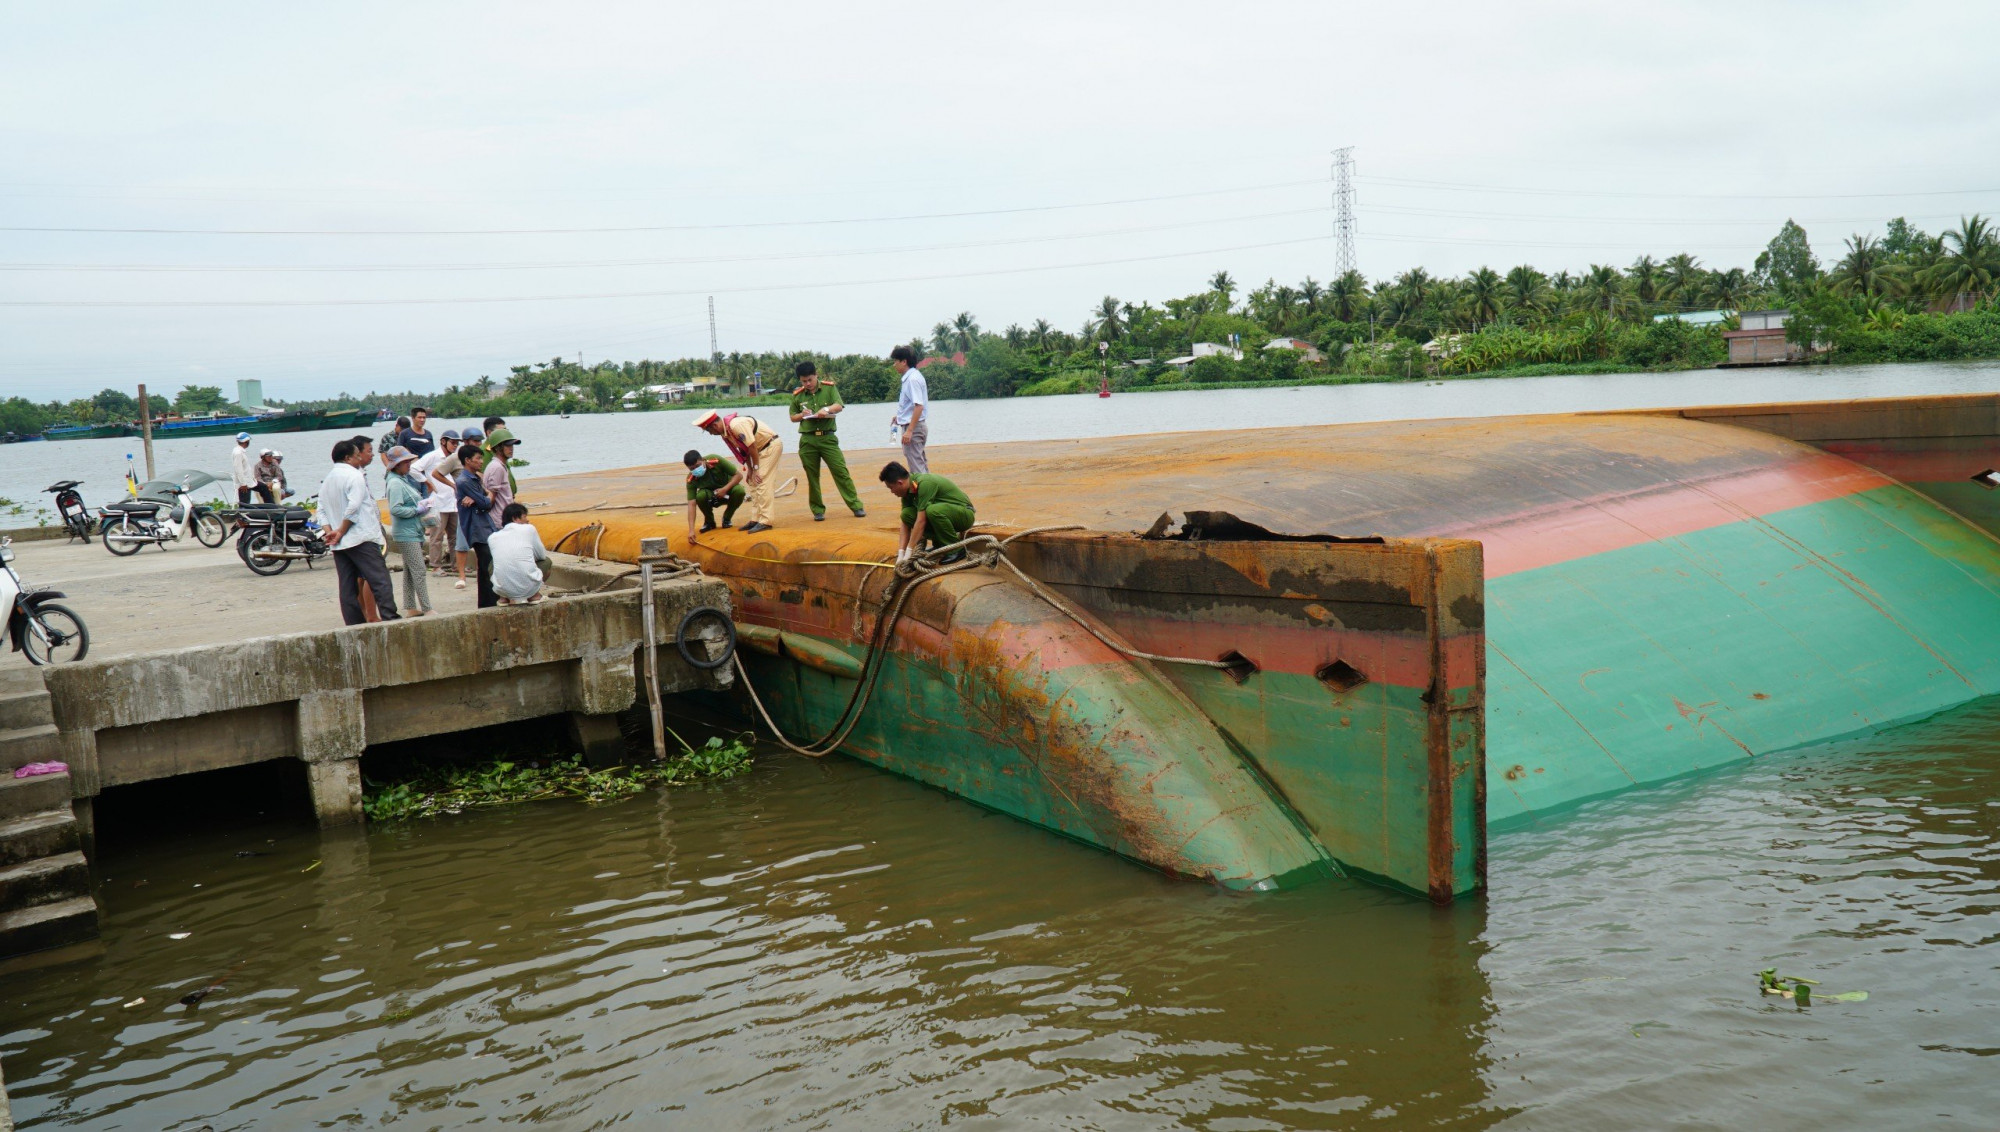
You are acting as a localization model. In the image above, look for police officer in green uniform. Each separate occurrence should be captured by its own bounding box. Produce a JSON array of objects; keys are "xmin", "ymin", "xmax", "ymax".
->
[
  {"xmin": 788, "ymin": 361, "xmax": 866, "ymax": 521},
  {"xmin": 879, "ymin": 460, "xmax": 975, "ymax": 564},
  {"xmin": 683, "ymin": 450, "xmax": 745, "ymax": 543}
]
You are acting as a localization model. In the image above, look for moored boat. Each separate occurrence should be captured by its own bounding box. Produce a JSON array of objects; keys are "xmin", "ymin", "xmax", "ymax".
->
[{"xmin": 42, "ymin": 422, "xmax": 133, "ymax": 441}]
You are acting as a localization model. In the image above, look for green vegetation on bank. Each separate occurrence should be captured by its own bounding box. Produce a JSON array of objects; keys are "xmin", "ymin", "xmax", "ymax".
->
[{"xmin": 362, "ymin": 733, "xmax": 754, "ymax": 822}]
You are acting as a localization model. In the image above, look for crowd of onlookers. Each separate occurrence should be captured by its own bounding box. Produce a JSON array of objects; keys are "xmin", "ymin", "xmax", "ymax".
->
[{"xmin": 306, "ymin": 406, "xmax": 549, "ymax": 626}]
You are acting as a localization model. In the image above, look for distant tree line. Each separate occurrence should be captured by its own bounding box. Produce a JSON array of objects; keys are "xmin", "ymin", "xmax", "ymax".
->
[{"xmin": 6, "ymin": 215, "xmax": 1993, "ymax": 436}]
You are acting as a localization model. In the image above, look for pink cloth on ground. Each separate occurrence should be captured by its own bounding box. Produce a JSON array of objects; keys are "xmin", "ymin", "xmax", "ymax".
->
[{"xmin": 13, "ymin": 761, "xmax": 67, "ymax": 778}]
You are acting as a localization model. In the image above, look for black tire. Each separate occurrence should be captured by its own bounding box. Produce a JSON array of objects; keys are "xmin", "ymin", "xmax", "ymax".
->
[
  {"xmin": 66, "ymin": 517, "xmax": 91, "ymax": 544},
  {"xmin": 675, "ymin": 605, "xmax": 737, "ymax": 670},
  {"xmin": 21, "ymin": 602, "xmax": 88, "ymax": 665},
  {"xmin": 194, "ymin": 511, "xmax": 228, "ymax": 548},
  {"xmin": 244, "ymin": 530, "xmax": 293, "ymax": 575},
  {"xmin": 103, "ymin": 518, "xmax": 143, "ymax": 556}
]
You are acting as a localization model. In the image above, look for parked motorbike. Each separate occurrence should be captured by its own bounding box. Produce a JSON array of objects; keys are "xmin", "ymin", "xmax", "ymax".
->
[
  {"xmin": 43, "ymin": 480, "xmax": 93, "ymax": 543},
  {"xmin": 99, "ymin": 484, "xmax": 228, "ymax": 556},
  {"xmin": 0, "ymin": 537, "xmax": 88, "ymax": 665},
  {"xmin": 234, "ymin": 499, "xmax": 330, "ymax": 575}
]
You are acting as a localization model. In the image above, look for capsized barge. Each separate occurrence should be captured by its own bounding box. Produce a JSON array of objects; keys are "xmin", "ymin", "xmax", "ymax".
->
[{"xmin": 527, "ymin": 394, "xmax": 2000, "ymax": 902}]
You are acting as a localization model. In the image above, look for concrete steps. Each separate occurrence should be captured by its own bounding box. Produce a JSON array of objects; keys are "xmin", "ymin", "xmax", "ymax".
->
[
  {"xmin": 0, "ymin": 896, "xmax": 99, "ymax": 956},
  {"xmin": 0, "ymin": 693, "xmax": 99, "ymax": 956}
]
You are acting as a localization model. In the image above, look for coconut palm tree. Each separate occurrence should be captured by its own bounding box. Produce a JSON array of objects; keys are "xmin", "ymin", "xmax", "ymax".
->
[
  {"xmin": 1327, "ymin": 270, "xmax": 1369, "ymax": 322},
  {"xmin": 951, "ymin": 312, "xmax": 980, "ymax": 352},
  {"xmin": 1209, "ymin": 270, "xmax": 1237, "ymax": 306},
  {"xmin": 1271, "ymin": 284, "xmax": 1300, "ymax": 331},
  {"xmin": 1030, "ymin": 318, "xmax": 1054, "ymax": 351},
  {"xmin": 1660, "ymin": 253, "xmax": 1704, "ymax": 305},
  {"xmin": 1392, "ymin": 267, "xmax": 1434, "ymax": 319},
  {"xmin": 1090, "ymin": 295, "xmax": 1125, "ymax": 340},
  {"xmin": 931, "ymin": 323, "xmax": 954, "ymax": 354},
  {"xmin": 1299, "ymin": 276, "xmax": 1324, "ymax": 313},
  {"xmin": 1580, "ymin": 264, "xmax": 1624, "ymax": 314},
  {"xmin": 1003, "ymin": 324, "xmax": 1028, "ymax": 349},
  {"xmin": 1462, "ymin": 267, "xmax": 1505, "ymax": 327},
  {"xmin": 1828, "ymin": 235, "xmax": 1905, "ymax": 299},
  {"xmin": 1919, "ymin": 214, "xmax": 2000, "ymax": 304},
  {"xmin": 1705, "ymin": 267, "xmax": 1753, "ymax": 310},
  {"xmin": 1504, "ymin": 265, "xmax": 1550, "ymax": 315},
  {"xmin": 1628, "ymin": 255, "xmax": 1662, "ymax": 304}
]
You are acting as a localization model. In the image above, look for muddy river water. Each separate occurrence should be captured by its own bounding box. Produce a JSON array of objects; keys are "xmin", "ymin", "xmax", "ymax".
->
[
  {"xmin": 3, "ymin": 695, "xmax": 1996, "ymax": 1129},
  {"xmin": 2, "ymin": 362, "xmax": 1998, "ymax": 1128}
]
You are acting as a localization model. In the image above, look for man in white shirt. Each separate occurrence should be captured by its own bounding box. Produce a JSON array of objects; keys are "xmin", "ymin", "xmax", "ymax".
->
[
  {"xmin": 320, "ymin": 436, "xmax": 399, "ymax": 625},
  {"xmin": 487, "ymin": 502, "xmax": 550, "ymax": 604},
  {"xmin": 889, "ymin": 344, "xmax": 930, "ymax": 474},
  {"xmin": 230, "ymin": 432, "xmax": 257, "ymax": 505}
]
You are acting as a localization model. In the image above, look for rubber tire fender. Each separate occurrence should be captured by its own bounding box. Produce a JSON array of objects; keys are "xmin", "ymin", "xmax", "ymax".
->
[{"xmin": 675, "ymin": 605, "xmax": 736, "ymax": 670}]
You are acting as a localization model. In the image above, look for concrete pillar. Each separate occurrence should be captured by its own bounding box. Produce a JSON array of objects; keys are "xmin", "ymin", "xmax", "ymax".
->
[
  {"xmin": 576, "ymin": 649, "xmax": 638, "ymax": 717},
  {"xmin": 306, "ymin": 760, "xmax": 364, "ymax": 828},
  {"xmin": 568, "ymin": 712, "xmax": 628, "ymax": 769},
  {"xmin": 72, "ymin": 797, "xmax": 96, "ymax": 860},
  {"xmin": 297, "ymin": 689, "xmax": 365, "ymax": 827}
]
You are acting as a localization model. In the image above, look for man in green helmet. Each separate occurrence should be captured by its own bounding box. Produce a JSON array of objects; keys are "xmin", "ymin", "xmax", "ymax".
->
[
  {"xmin": 683, "ymin": 450, "xmax": 745, "ymax": 543},
  {"xmin": 788, "ymin": 360, "xmax": 866, "ymax": 521},
  {"xmin": 879, "ymin": 460, "xmax": 975, "ymax": 565}
]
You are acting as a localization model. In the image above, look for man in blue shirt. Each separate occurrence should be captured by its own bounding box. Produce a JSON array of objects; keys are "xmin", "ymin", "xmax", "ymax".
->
[{"xmin": 889, "ymin": 344, "xmax": 930, "ymax": 474}]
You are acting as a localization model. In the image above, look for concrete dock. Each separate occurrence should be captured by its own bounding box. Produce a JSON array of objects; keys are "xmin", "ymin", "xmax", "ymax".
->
[{"xmin": 0, "ymin": 531, "xmax": 732, "ymax": 959}]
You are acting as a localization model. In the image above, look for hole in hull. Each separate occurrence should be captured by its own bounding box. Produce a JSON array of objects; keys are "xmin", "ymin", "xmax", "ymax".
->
[{"xmin": 1315, "ymin": 659, "xmax": 1368, "ymax": 694}]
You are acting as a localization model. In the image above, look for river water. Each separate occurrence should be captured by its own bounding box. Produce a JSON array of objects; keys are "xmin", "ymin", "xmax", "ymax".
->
[
  {"xmin": 2, "ymin": 361, "xmax": 1997, "ymax": 1128},
  {"xmin": 2, "ymin": 358, "xmax": 1998, "ymax": 520},
  {"xmin": 2, "ymin": 697, "xmax": 1996, "ymax": 1129}
]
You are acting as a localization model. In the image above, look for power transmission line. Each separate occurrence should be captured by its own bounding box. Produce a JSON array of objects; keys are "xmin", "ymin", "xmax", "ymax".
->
[
  {"xmin": 0, "ymin": 178, "xmax": 1327, "ymax": 237},
  {"xmin": 1357, "ymin": 175, "xmax": 2000, "ymax": 201},
  {"xmin": 0, "ymin": 235, "xmax": 1328, "ymax": 308},
  {"xmin": 0, "ymin": 207, "xmax": 1325, "ymax": 273}
]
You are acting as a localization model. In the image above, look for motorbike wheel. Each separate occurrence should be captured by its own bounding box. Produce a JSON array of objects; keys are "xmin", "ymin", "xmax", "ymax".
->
[
  {"xmin": 67, "ymin": 517, "xmax": 91, "ymax": 544},
  {"xmin": 20, "ymin": 602, "xmax": 88, "ymax": 665},
  {"xmin": 103, "ymin": 519, "xmax": 143, "ymax": 556},
  {"xmin": 244, "ymin": 529, "xmax": 292, "ymax": 575},
  {"xmin": 194, "ymin": 512, "xmax": 228, "ymax": 548}
]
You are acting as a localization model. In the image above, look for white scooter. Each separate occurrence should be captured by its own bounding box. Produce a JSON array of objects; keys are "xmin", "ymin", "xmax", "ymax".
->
[
  {"xmin": 100, "ymin": 476, "xmax": 228, "ymax": 556},
  {"xmin": 1, "ymin": 537, "xmax": 89, "ymax": 665}
]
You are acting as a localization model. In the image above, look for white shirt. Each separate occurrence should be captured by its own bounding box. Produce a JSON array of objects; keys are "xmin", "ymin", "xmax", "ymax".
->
[
  {"xmin": 413, "ymin": 448, "xmax": 451, "ymax": 511},
  {"xmin": 893, "ymin": 367, "xmax": 929, "ymax": 427},
  {"xmin": 231, "ymin": 443, "xmax": 255, "ymax": 487},
  {"xmin": 488, "ymin": 523, "xmax": 550, "ymax": 601},
  {"xmin": 320, "ymin": 462, "xmax": 381, "ymax": 550}
]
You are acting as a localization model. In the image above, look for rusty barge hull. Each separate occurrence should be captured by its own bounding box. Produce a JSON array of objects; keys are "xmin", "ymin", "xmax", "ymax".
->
[{"xmin": 528, "ymin": 394, "xmax": 2000, "ymax": 900}]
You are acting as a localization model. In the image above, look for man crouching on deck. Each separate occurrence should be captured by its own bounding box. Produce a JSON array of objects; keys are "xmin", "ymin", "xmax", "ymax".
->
[{"xmin": 880, "ymin": 461, "xmax": 975, "ymax": 565}]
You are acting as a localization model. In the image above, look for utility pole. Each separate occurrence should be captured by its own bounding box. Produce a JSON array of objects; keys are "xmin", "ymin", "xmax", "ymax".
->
[
  {"xmin": 1332, "ymin": 146, "xmax": 1356, "ymax": 279},
  {"xmin": 136, "ymin": 383, "xmax": 155, "ymax": 480},
  {"xmin": 707, "ymin": 296, "xmax": 720, "ymax": 364}
]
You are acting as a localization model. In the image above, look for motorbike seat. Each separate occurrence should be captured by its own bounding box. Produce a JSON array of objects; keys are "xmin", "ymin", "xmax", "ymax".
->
[
  {"xmin": 103, "ymin": 500, "xmax": 162, "ymax": 515},
  {"xmin": 239, "ymin": 506, "xmax": 311, "ymax": 523}
]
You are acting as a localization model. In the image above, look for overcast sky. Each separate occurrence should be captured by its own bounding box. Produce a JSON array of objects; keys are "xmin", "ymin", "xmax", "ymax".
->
[{"xmin": 3, "ymin": 1, "xmax": 1996, "ymax": 403}]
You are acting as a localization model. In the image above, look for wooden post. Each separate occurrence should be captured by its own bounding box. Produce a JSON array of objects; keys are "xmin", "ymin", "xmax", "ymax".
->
[
  {"xmin": 136, "ymin": 383, "xmax": 155, "ymax": 480},
  {"xmin": 638, "ymin": 536, "xmax": 669, "ymax": 762}
]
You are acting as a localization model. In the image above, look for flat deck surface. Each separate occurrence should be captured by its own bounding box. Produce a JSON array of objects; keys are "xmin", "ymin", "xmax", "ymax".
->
[{"xmin": 0, "ymin": 536, "xmax": 483, "ymax": 670}]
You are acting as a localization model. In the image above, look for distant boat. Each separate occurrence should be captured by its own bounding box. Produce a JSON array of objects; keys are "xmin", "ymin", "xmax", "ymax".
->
[
  {"xmin": 131, "ymin": 408, "xmax": 359, "ymax": 439},
  {"xmin": 0, "ymin": 431, "xmax": 48, "ymax": 443},
  {"xmin": 43, "ymin": 423, "xmax": 133, "ymax": 441}
]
